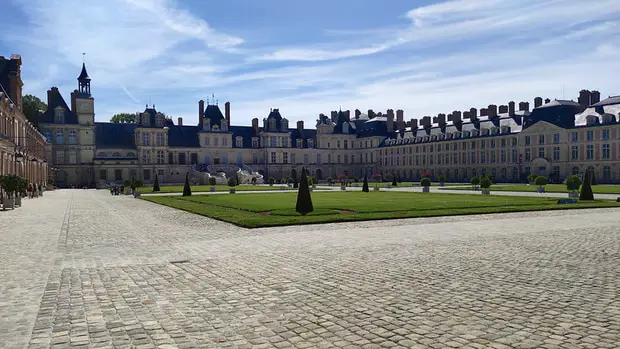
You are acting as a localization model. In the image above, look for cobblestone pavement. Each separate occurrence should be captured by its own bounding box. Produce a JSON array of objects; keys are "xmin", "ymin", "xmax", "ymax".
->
[{"xmin": 1, "ymin": 189, "xmax": 619, "ymax": 349}]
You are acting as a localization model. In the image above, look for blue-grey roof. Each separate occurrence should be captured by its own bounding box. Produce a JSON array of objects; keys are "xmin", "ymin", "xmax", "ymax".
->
[
  {"xmin": 167, "ymin": 125, "xmax": 201, "ymax": 148},
  {"xmin": 78, "ymin": 63, "xmax": 90, "ymax": 81},
  {"xmin": 202, "ymin": 104, "xmax": 225, "ymax": 125},
  {"xmin": 592, "ymin": 95, "xmax": 620, "ymax": 107},
  {"xmin": 524, "ymin": 100, "xmax": 584, "ymax": 129},
  {"xmin": 95, "ymin": 122, "xmax": 137, "ymax": 149},
  {"xmin": 39, "ymin": 88, "xmax": 79, "ymax": 124}
]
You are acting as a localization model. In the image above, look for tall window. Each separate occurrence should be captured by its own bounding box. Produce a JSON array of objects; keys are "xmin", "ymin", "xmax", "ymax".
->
[
  {"xmin": 553, "ymin": 133, "xmax": 560, "ymax": 144},
  {"xmin": 157, "ymin": 150, "xmax": 164, "ymax": 164},
  {"xmin": 524, "ymin": 136, "xmax": 531, "ymax": 145},
  {"xmin": 480, "ymin": 151, "xmax": 486, "ymax": 163},
  {"xmin": 69, "ymin": 150, "xmax": 77, "ymax": 164},
  {"xmin": 602, "ymin": 129, "xmax": 610, "ymax": 141},
  {"xmin": 571, "ymin": 146, "xmax": 578, "ymax": 160},
  {"xmin": 55, "ymin": 131, "xmax": 64, "ymax": 144},
  {"xmin": 586, "ymin": 145, "xmax": 594, "ymax": 159},
  {"xmin": 270, "ymin": 152, "xmax": 276, "ymax": 164},
  {"xmin": 553, "ymin": 147, "xmax": 560, "ymax": 161},
  {"xmin": 490, "ymin": 151, "xmax": 495, "ymax": 163},
  {"xmin": 236, "ymin": 137, "xmax": 243, "ymax": 148},
  {"xmin": 156, "ymin": 133, "xmax": 164, "ymax": 146},
  {"xmin": 525, "ymin": 148, "xmax": 531, "ymax": 161},
  {"xmin": 142, "ymin": 150, "xmax": 150, "ymax": 164},
  {"xmin": 68, "ymin": 130, "xmax": 77, "ymax": 144},
  {"xmin": 252, "ymin": 138, "xmax": 259, "ymax": 148},
  {"xmin": 56, "ymin": 151, "xmax": 65, "ymax": 164},
  {"xmin": 538, "ymin": 147, "xmax": 545, "ymax": 158},
  {"xmin": 602, "ymin": 144, "xmax": 610, "ymax": 159},
  {"xmin": 538, "ymin": 135, "xmax": 545, "ymax": 144},
  {"xmin": 586, "ymin": 130, "xmax": 593, "ymax": 141},
  {"xmin": 142, "ymin": 133, "xmax": 150, "ymax": 146},
  {"xmin": 571, "ymin": 132, "xmax": 578, "ymax": 142},
  {"xmin": 283, "ymin": 152, "xmax": 288, "ymax": 164},
  {"xmin": 500, "ymin": 149, "xmax": 506, "ymax": 163},
  {"xmin": 54, "ymin": 108, "xmax": 65, "ymax": 123}
]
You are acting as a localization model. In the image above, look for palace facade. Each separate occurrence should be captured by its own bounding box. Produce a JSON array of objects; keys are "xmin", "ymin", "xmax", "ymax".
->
[
  {"xmin": 0, "ymin": 54, "xmax": 49, "ymax": 185},
  {"xmin": 39, "ymin": 63, "xmax": 620, "ymax": 187}
]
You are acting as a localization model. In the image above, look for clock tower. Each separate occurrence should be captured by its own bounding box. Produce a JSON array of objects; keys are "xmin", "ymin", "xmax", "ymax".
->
[{"xmin": 74, "ymin": 63, "xmax": 95, "ymax": 126}]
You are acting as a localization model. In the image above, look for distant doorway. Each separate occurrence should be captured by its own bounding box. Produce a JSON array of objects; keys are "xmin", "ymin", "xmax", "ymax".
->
[
  {"xmin": 315, "ymin": 168, "xmax": 323, "ymax": 180},
  {"xmin": 213, "ymin": 157, "xmax": 220, "ymax": 165}
]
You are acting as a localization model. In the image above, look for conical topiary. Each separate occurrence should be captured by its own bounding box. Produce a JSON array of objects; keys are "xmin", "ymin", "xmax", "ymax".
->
[
  {"xmin": 589, "ymin": 169, "xmax": 597, "ymax": 185},
  {"xmin": 362, "ymin": 174, "xmax": 369, "ymax": 192},
  {"xmin": 579, "ymin": 170, "xmax": 594, "ymax": 200},
  {"xmin": 153, "ymin": 174, "xmax": 160, "ymax": 192},
  {"xmin": 182, "ymin": 173, "xmax": 192, "ymax": 197},
  {"xmin": 296, "ymin": 167, "xmax": 314, "ymax": 216}
]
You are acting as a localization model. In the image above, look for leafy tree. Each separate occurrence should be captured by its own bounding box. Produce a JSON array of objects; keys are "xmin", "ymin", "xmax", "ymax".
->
[
  {"xmin": 480, "ymin": 176, "xmax": 492, "ymax": 189},
  {"xmin": 534, "ymin": 176, "xmax": 548, "ymax": 188},
  {"xmin": 579, "ymin": 170, "xmax": 594, "ymax": 200},
  {"xmin": 470, "ymin": 176, "xmax": 480, "ymax": 187},
  {"xmin": 110, "ymin": 113, "xmax": 136, "ymax": 123},
  {"xmin": 153, "ymin": 174, "xmax": 160, "ymax": 192},
  {"xmin": 292, "ymin": 169, "xmax": 298, "ymax": 188},
  {"xmin": 391, "ymin": 174, "xmax": 397, "ymax": 187},
  {"xmin": 362, "ymin": 175, "xmax": 369, "ymax": 192},
  {"xmin": 295, "ymin": 167, "xmax": 314, "ymax": 216},
  {"xmin": 182, "ymin": 173, "xmax": 192, "ymax": 197},
  {"xmin": 209, "ymin": 177, "xmax": 217, "ymax": 186},
  {"xmin": 22, "ymin": 94, "xmax": 47, "ymax": 128},
  {"xmin": 420, "ymin": 177, "xmax": 431, "ymax": 187},
  {"xmin": 527, "ymin": 174, "xmax": 537, "ymax": 183},
  {"xmin": 565, "ymin": 175, "xmax": 582, "ymax": 192}
]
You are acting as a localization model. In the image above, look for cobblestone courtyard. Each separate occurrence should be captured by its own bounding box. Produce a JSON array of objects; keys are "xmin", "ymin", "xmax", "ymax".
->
[{"xmin": 1, "ymin": 190, "xmax": 618, "ymax": 349}]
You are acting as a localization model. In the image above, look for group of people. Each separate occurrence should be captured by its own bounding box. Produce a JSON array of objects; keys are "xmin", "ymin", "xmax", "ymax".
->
[
  {"xmin": 26, "ymin": 183, "xmax": 44, "ymax": 198},
  {"xmin": 110, "ymin": 185, "xmax": 125, "ymax": 195}
]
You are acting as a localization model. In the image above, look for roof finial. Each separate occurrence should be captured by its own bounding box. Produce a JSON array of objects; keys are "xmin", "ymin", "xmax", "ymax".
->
[
  {"xmin": 82, "ymin": 52, "xmax": 86, "ymax": 63},
  {"xmin": 216, "ymin": 99, "xmax": 218, "ymax": 105},
  {"xmin": 207, "ymin": 96, "xmax": 209, "ymax": 105}
]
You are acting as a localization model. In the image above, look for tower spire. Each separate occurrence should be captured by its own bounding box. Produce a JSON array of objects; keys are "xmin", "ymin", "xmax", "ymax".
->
[{"xmin": 77, "ymin": 53, "xmax": 91, "ymax": 96}]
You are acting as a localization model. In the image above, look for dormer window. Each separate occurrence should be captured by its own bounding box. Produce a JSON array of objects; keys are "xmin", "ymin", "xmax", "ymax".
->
[
  {"xmin": 586, "ymin": 115, "xmax": 599, "ymax": 126},
  {"xmin": 342, "ymin": 122, "xmax": 349, "ymax": 133},
  {"xmin": 212, "ymin": 124, "xmax": 220, "ymax": 131},
  {"xmin": 454, "ymin": 132, "xmax": 461, "ymax": 138},
  {"xmin": 281, "ymin": 118, "xmax": 289, "ymax": 131},
  {"xmin": 236, "ymin": 136, "xmax": 243, "ymax": 148},
  {"xmin": 268, "ymin": 118, "xmax": 276, "ymax": 130},
  {"xmin": 463, "ymin": 131, "xmax": 471, "ymax": 137},
  {"xmin": 472, "ymin": 130, "xmax": 480, "ymax": 137},
  {"xmin": 54, "ymin": 107, "xmax": 65, "ymax": 123},
  {"xmin": 308, "ymin": 139, "xmax": 314, "ymax": 148},
  {"xmin": 252, "ymin": 137, "xmax": 259, "ymax": 148},
  {"xmin": 439, "ymin": 134, "xmax": 445, "ymax": 140},
  {"xmin": 481, "ymin": 129, "xmax": 490, "ymax": 136},
  {"xmin": 297, "ymin": 139, "xmax": 303, "ymax": 148},
  {"xmin": 203, "ymin": 119, "xmax": 211, "ymax": 131},
  {"xmin": 602, "ymin": 114, "xmax": 613, "ymax": 124},
  {"xmin": 501, "ymin": 126, "xmax": 511, "ymax": 134},
  {"xmin": 446, "ymin": 134, "xmax": 452, "ymax": 140}
]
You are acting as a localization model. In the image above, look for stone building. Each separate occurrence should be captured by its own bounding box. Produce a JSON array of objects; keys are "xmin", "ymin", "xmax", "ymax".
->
[
  {"xmin": 0, "ymin": 54, "xmax": 49, "ymax": 186},
  {"xmin": 39, "ymin": 63, "xmax": 620, "ymax": 186}
]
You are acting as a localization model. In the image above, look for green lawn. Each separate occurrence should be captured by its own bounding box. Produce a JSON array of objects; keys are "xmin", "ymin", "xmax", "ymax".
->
[
  {"xmin": 445, "ymin": 184, "xmax": 620, "ymax": 194},
  {"xmin": 141, "ymin": 191, "xmax": 620, "ymax": 228},
  {"xmin": 324, "ymin": 182, "xmax": 465, "ymax": 188},
  {"xmin": 137, "ymin": 184, "xmax": 296, "ymax": 193}
]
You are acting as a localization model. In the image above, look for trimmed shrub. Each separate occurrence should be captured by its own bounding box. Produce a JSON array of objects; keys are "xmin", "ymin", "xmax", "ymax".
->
[
  {"xmin": 209, "ymin": 177, "xmax": 217, "ymax": 186},
  {"xmin": 134, "ymin": 179, "xmax": 144, "ymax": 188},
  {"xmin": 589, "ymin": 170, "xmax": 598, "ymax": 185},
  {"xmin": 123, "ymin": 179, "xmax": 132, "ymax": 187},
  {"xmin": 296, "ymin": 167, "xmax": 314, "ymax": 216},
  {"xmin": 527, "ymin": 174, "xmax": 537, "ymax": 183},
  {"xmin": 182, "ymin": 173, "xmax": 192, "ymax": 197},
  {"xmin": 480, "ymin": 176, "xmax": 492, "ymax": 189},
  {"xmin": 268, "ymin": 177, "xmax": 275, "ymax": 185},
  {"xmin": 251, "ymin": 177, "xmax": 257, "ymax": 185},
  {"xmin": 534, "ymin": 176, "xmax": 548, "ymax": 188},
  {"xmin": 579, "ymin": 170, "xmax": 594, "ymax": 200},
  {"xmin": 362, "ymin": 175, "xmax": 369, "ymax": 192},
  {"xmin": 420, "ymin": 177, "xmax": 431, "ymax": 187},
  {"xmin": 228, "ymin": 176, "xmax": 237, "ymax": 187},
  {"xmin": 565, "ymin": 175, "xmax": 582, "ymax": 191},
  {"xmin": 438, "ymin": 175, "xmax": 446, "ymax": 183},
  {"xmin": 470, "ymin": 176, "xmax": 480, "ymax": 186},
  {"xmin": 153, "ymin": 174, "xmax": 160, "ymax": 192}
]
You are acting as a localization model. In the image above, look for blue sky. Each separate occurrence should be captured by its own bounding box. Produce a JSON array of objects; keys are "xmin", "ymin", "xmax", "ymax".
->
[{"xmin": 1, "ymin": 0, "xmax": 620, "ymax": 126}]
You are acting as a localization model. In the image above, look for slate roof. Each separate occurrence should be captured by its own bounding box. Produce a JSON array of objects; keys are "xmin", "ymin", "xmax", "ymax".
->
[
  {"xmin": 78, "ymin": 63, "xmax": 90, "ymax": 81},
  {"xmin": 524, "ymin": 100, "xmax": 584, "ymax": 129},
  {"xmin": 167, "ymin": 125, "xmax": 201, "ymax": 147},
  {"xmin": 202, "ymin": 104, "xmax": 225, "ymax": 125},
  {"xmin": 95, "ymin": 122, "xmax": 137, "ymax": 149},
  {"xmin": 592, "ymin": 95, "xmax": 620, "ymax": 107},
  {"xmin": 39, "ymin": 88, "xmax": 79, "ymax": 124},
  {"xmin": 0, "ymin": 56, "xmax": 19, "ymax": 105},
  {"xmin": 290, "ymin": 128, "xmax": 317, "ymax": 147}
]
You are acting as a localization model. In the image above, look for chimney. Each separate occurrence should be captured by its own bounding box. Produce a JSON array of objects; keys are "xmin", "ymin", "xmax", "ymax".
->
[
  {"xmin": 7, "ymin": 54, "xmax": 23, "ymax": 110},
  {"xmin": 498, "ymin": 105, "xmax": 508, "ymax": 114},
  {"xmin": 386, "ymin": 109, "xmax": 394, "ymax": 133},
  {"xmin": 452, "ymin": 111, "xmax": 462, "ymax": 123},
  {"xmin": 252, "ymin": 118, "xmax": 259, "ymax": 133},
  {"xmin": 463, "ymin": 111, "xmax": 470, "ymax": 119},
  {"xmin": 368, "ymin": 109, "xmax": 375, "ymax": 119},
  {"xmin": 225, "ymin": 101, "xmax": 231, "ymax": 128},
  {"xmin": 578, "ymin": 89, "xmax": 592, "ymax": 107},
  {"xmin": 344, "ymin": 110, "xmax": 351, "ymax": 120},
  {"xmin": 590, "ymin": 90, "xmax": 601, "ymax": 105},
  {"xmin": 469, "ymin": 108, "xmax": 477, "ymax": 118},
  {"xmin": 437, "ymin": 113, "xmax": 446, "ymax": 125},
  {"xmin": 355, "ymin": 109, "xmax": 361, "ymax": 119},
  {"xmin": 487, "ymin": 104, "xmax": 498, "ymax": 118},
  {"xmin": 480, "ymin": 108, "xmax": 488, "ymax": 117},
  {"xmin": 421, "ymin": 116, "xmax": 432, "ymax": 128},
  {"xmin": 198, "ymin": 100, "xmax": 205, "ymax": 127},
  {"xmin": 544, "ymin": 98, "xmax": 550, "ymax": 104},
  {"xmin": 71, "ymin": 90, "xmax": 77, "ymax": 113},
  {"xmin": 396, "ymin": 109, "xmax": 404, "ymax": 125},
  {"xmin": 297, "ymin": 120, "xmax": 304, "ymax": 131},
  {"xmin": 177, "ymin": 117, "xmax": 183, "ymax": 126},
  {"xmin": 534, "ymin": 97, "xmax": 543, "ymax": 108},
  {"xmin": 47, "ymin": 88, "xmax": 53, "ymax": 106},
  {"xmin": 508, "ymin": 101, "xmax": 515, "ymax": 115},
  {"xmin": 410, "ymin": 118, "xmax": 418, "ymax": 129}
]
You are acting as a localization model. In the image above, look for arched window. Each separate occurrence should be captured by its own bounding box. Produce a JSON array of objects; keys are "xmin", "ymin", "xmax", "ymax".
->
[
  {"xmin": 68, "ymin": 130, "xmax": 77, "ymax": 144},
  {"xmin": 112, "ymin": 152, "xmax": 121, "ymax": 157},
  {"xmin": 69, "ymin": 150, "xmax": 77, "ymax": 164},
  {"xmin": 55, "ymin": 130, "xmax": 64, "ymax": 144}
]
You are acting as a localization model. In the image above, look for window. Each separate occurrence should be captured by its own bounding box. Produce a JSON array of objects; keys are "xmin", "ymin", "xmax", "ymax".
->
[
  {"xmin": 571, "ymin": 132, "xmax": 578, "ymax": 142},
  {"xmin": 490, "ymin": 151, "xmax": 495, "ymax": 163},
  {"xmin": 603, "ymin": 166, "xmax": 611, "ymax": 180},
  {"xmin": 308, "ymin": 139, "xmax": 314, "ymax": 148},
  {"xmin": 271, "ymin": 152, "xmax": 276, "ymax": 164},
  {"xmin": 236, "ymin": 137, "xmax": 243, "ymax": 148},
  {"xmin": 112, "ymin": 152, "xmax": 121, "ymax": 157},
  {"xmin": 283, "ymin": 152, "xmax": 288, "ymax": 164},
  {"xmin": 586, "ymin": 144, "xmax": 594, "ymax": 159},
  {"xmin": 252, "ymin": 138, "xmax": 259, "ymax": 148},
  {"xmin": 602, "ymin": 144, "xmax": 610, "ymax": 159},
  {"xmin": 571, "ymin": 146, "xmax": 578, "ymax": 160},
  {"xmin": 115, "ymin": 169, "xmax": 122, "ymax": 181},
  {"xmin": 490, "ymin": 140, "xmax": 495, "ymax": 148},
  {"xmin": 223, "ymin": 137, "xmax": 228, "ymax": 146},
  {"xmin": 190, "ymin": 153, "xmax": 198, "ymax": 165},
  {"xmin": 602, "ymin": 129, "xmax": 610, "ymax": 141},
  {"xmin": 538, "ymin": 147, "xmax": 545, "ymax": 158},
  {"xmin": 481, "ymin": 140, "xmax": 486, "ymax": 149},
  {"xmin": 56, "ymin": 151, "xmax": 64, "ymax": 164},
  {"xmin": 511, "ymin": 137, "xmax": 517, "ymax": 147},
  {"xmin": 68, "ymin": 130, "xmax": 77, "ymax": 144},
  {"xmin": 69, "ymin": 150, "xmax": 77, "ymax": 164},
  {"xmin": 538, "ymin": 135, "xmax": 545, "ymax": 145},
  {"xmin": 168, "ymin": 153, "xmax": 174, "ymax": 164},
  {"xmin": 500, "ymin": 149, "xmax": 506, "ymax": 163},
  {"xmin": 524, "ymin": 136, "xmax": 531, "ymax": 145},
  {"xmin": 143, "ymin": 169, "xmax": 151, "ymax": 181},
  {"xmin": 156, "ymin": 133, "xmax": 164, "ymax": 146},
  {"xmin": 553, "ymin": 133, "xmax": 560, "ymax": 144},
  {"xmin": 142, "ymin": 132, "xmax": 150, "ymax": 146},
  {"xmin": 337, "ymin": 155, "xmax": 341, "ymax": 164},
  {"xmin": 178, "ymin": 153, "xmax": 186, "ymax": 165},
  {"xmin": 553, "ymin": 147, "xmax": 560, "ymax": 161},
  {"xmin": 97, "ymin": 152, "xmax": 107, "ymax": 158},
  {"xmin": 55, "ymin": 131, "xmax": 64, "ymax": 144},
  {"xmin": 471, "ymin": 151, "xmax": 476, "ymax": 164},
  {"xmin": 587, "ymin": 130, "xmax": 593, "ymax": 141},
  {"xmin": 525, "ymin": 148, "xmax": 531, "ymax": 162},
  {"xmin": 304, "ymin": 154, "xmax": 309, "ymax": 164},
  {"xmin": 54, "ymin": 108, "xmax": 65, "ymax": 123},
  {"xmin": 480, "ymin": 151, "xmax": 486, "ymax": 163},
  {"xmin": 44, "ymin": 131, "xmax": 52, "ymax": 143},
  {"xmin": 99, "ymin": 170, "xmax": 107, "ymax": 180},
  {"xmin": 142, "ymin": 150, "xmax": 150, "ymax": 164},
  {"xmin": 214, "ymin": 138, "xmax": 219, "ymax": 146},
  {"xmin": 157, "ymin": 150, "xmax": 165, "ymax": 164},
  {"xmin": 572, "ymin": 166, "xmax": 580, "ymax": 175}
]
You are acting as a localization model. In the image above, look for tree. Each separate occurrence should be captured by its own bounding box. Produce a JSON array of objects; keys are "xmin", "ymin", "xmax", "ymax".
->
[
  {"xmin": 534, "ymin": 176, "xmax": 548, "ymax": 188},
  {"xmin": 22, "ymin": 94, "xmax": 47, "ymax": 128},
  {"xmin": 110, "ymin": 113, "xmax": 136, "ymax": 123},
  {"xmin": 420, "ymin": 177, "xmax": 431, "ymax": 187},
  {"xmin": 579, "ymin": 170, "xmax": 594, "ymax": 200},
  {"xmin": 480, "ymin": 176, "xmax": 492, "ymax": 189},
  {"xmin": 153, "ymin": 174, "xmax": 160, "ymax": 192},
  {"xmin": 182, "ymin": 173, "xmax": 192, "ymax": 197},
  {"xmin": 565, "ymin": 175, "xmax": 582, "ymax": 192},
  {"xmin": 296, "ymin": 167, "xmax": 314, "ymax": 216},
  {"xmin": 470, "ymin": 176, "xmax": 480, "ymax": 188},
  {"xmin": 391, "ymin": 173, "xmax": 397, "ymax": 187},
  {"xmin": 292, "ymin": 169, "xmax": 298, "ymax": 188},
  {"xmin": 362, "ymin": 175, "xmax": 369, "ymax": 192}
]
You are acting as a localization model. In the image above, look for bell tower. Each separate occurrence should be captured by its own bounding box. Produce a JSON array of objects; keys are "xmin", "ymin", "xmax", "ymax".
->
[{"xmin": 73, "ymin": 58, "xmax": 95, "ymax": 126}]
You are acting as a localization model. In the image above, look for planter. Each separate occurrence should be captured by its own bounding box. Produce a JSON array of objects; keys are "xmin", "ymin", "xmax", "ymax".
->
[
  {"xmin": 229, "ymin": 188, "xmax": 236, "ymax": 194},
  {"xmin": 374, "ymin": 187, "xmax": 380, "ymax": 191},
  {"xmin": 536, "ymin": 187, "xmax": 545, "ymax": 193},
  {"xmin": 210, "ymin": 186, "xmax": 216, "ymax": 192},
  {"xmin": 340, "ymin": 185, "xmax": 346, "ymax": 191},
  {"xmin": 481, "ymin": 189, "xmax": 491, "ymax": 195},
  {"xmin": 422, "ymin": 186, "xmax": 430, "ymax": 193},
  {"xmin": 568, "ymin": 191, "xmax": 579, "ymax": 199},
  {"xmin": 1, "ymin": 197, "xmax": 15, "ymax": 210},
  {"xmin": 15, "ymin": 195, "xmax": 22, "ymax": 207}
]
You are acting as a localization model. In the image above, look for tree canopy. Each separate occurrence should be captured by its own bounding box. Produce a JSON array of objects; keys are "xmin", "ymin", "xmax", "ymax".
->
[
  {"xmin": 110, "ymin": 113, "xmax": 136, "ymax": 123},
  {"xmin": 22, "ymin": 94, "xmax": 47, "ymax": 128}
]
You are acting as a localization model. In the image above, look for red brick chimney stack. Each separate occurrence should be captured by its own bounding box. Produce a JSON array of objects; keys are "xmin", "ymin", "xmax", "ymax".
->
[
  {"xmin": 177, "ymin": 117, "xmax": 183, "ymax": 126},
  {"xmin": 225, "ymin": 101, "xmax": 230, "ymax": 128}
]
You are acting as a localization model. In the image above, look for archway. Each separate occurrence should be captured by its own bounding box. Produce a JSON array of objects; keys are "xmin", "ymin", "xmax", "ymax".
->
[{"xmin": 315, "ymin": 168, "xmax": 323, "ymax": 180}]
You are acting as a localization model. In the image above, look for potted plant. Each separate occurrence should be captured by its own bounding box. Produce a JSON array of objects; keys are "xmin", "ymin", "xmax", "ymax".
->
[
  {"xmin": 565, "ymin": 175, "xmax": 581, "ymax": 199},
  {"xmin": 228, "ymin": 176, "xmax": 237, "ymax": 194},
  {"xmin": 438, "ymin": 175, "xmax": 446, "ymax": 187},
  {"xmin": 371, "ymin": 173, "xmax": 382, "ymax": 191},
  {"xmin": 0, "ymin": 174, "xmax": 18, "ymax": 210},
  {"xmin": 209, "ymin": 177, "xmax": 217, "ymax": 192},
  {"xmin": 470, "ymin": 176, "xmax": 480, "ymax": 191},
  {"xmin": 338, "ymin": 174, "xmax": 347, "ymax": 190},
  {"xmin": 15, "ymin": 177, "xmax": 28, "ymax": 207},
  {"xmin": 133, "ymin": 179, "xmax": 144, "ymax": 197},
  {"xmin": 420, "ymin": 177, "xmax": 431, "ymax": 192},
  {"xmin": 279, "ymin": 178, "xmax": 286, "ymax": 190},
  {"xmin": 480, "ymin": 176, "xmax": 492, "ymax": 195},
  {"xmin": 268, "ymin": 177, "xmax": 275, "ymax": 186},
  {"xmin": 527, "ymin": 174, "xmax": 537, "ymax": 185},
  {"xmin": 535, "ymin": 176, "xmax": 548, "ymax": 193}
]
